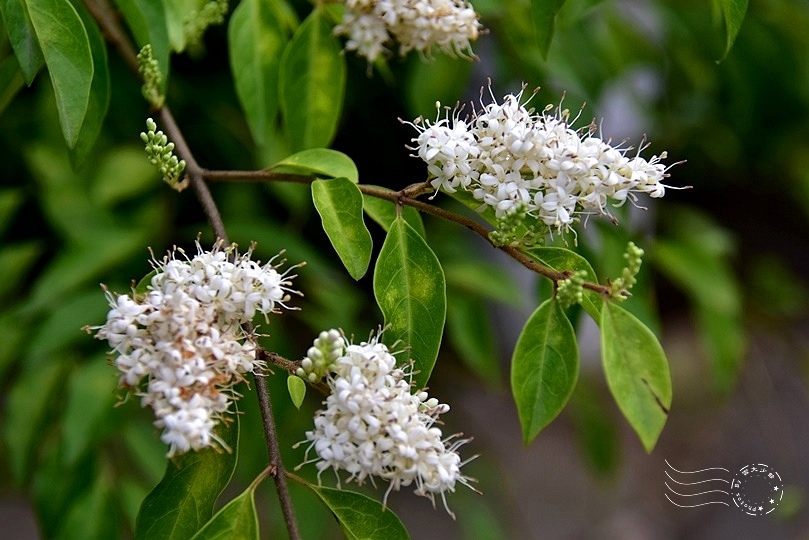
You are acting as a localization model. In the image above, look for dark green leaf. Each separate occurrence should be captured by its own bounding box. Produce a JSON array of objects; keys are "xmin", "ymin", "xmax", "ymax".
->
[
  {"xmin": 362, "ymin": 188, "xmax": 426, "ymax": 238},
  {"xmin": 531, "ymin": 0, "xmax": 566, "ymax": 59},
  {"xmin": 54, "ymin": 473, "xmax": 117, "ymax": 540},
  {"xmin": 26, "ymin": 0, "xmax": 94, "ymax": 148},
  {"xmin": 312, "ymin": 178, "xmax": 373, "ymax": 280},
  {"xmin": 91, "ymin": 146, "xmax": 159, "ymax": 206},
  {"xmin": 135, "ymin": 414, "xmax": 239, "ymax": 540},
  {"xmin": 308, "ymin": 485, "xmax": 409, "ymax": 540},
  {"xmin": 600, "ymin": 302, "xmax": 671, "ymax": 453},
  {"xmin": 287, "ymin": 375, "xmax": 306, "ymax": 409},
  {"xmin": 279, "ymin": 7, "xmax": 346, "ymax": 151},
  {"xmin": 526, "ymin": 246, "xmax": 603, "ymax": 320},
  {"xmin": 271, "ymin": 148, "xmax": 359, "ymax": 183},
  {"xmin": 0, "ymin": 0, "xmax": 44, "ymax": 83},
  {"xmin": 0, "ymin": 54, "xmax": 26, "ymax": 114},
  {"xmin": 228, "ymin": 0, "xmax": 286, "ymax": 147},
  {"xmin": 404, "ymin": 53, "xmax": 472, "ymax": 119},
  {"xmin": 511, "ymin": 299, "xmax": 578, "ymax": 444},
  {"xmin": 0, "ymin": 241, "xmax": 42, "ymax": 302},
  {"xmin": 114, "ymin": 0, "xmax": 169, "ymax": 92},
  {"xmin": 0, "ymin": 188, "xmax": 24, "ymax": 235},
  {"xmin": 443, "ymin": 260, "xmax": 522, "ymax": 306},
  {"xmin": 69, "ymin": 0, "xmax": 110, "ymax": 166},
  {"xmin": 717, "ymin": 0, "xmax": 748, "ymax": 61},
  {"xmin": 373, "ymin": 218, "xmax": 446, "ymax": 389},
  {"xmin": 190, "ymin": 480, "xmax": 260, "ymax": 540}
]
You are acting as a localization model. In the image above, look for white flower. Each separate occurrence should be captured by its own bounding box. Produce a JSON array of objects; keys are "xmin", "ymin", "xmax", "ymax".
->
[
  {"xmin": 90, "ymin": 240, "xmax": 300, "ymax": 457},
  {"xmin": 296, "ymin": 329, "xmax": 475, "ymax": 517},
  {"xmin": 405, "ymin": 85, "xmax": 674, "ymax": 234},
  {"xmin": 334, "ymin": 0, "xmax": 483, "ymax": 62}
]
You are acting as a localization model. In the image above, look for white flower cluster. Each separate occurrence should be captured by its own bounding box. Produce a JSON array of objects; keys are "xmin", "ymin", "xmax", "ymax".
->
[
  {"xmin": 297, "ymin": 330, "xmax": 474, "ymax": 516},
  {"xmin": 334, "ymin": 0, "xmax": 482, "ymax": 62},
  {"xmin": 92, "ymin": 241, "xmax": 298, "ymax": 457},
  {"xmin": 406, "ymin": 87, "xmax": 671, "ymax": 232}
]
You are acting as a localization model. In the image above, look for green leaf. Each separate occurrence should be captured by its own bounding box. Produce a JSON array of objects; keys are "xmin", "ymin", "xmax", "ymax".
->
[
  {"xmin": 228, "ymin": 0, "xmax": 286, "ymax": 147},
  {"xmin": 279, "ymin": 7, "xmax": 346, "ymax": 152},
  {"xmin": 312, "ymin": 178, "xmax": 373, "ymax": 280},
  {"xmin": 61, "ymin": 359, "xmax": 117, "ymax": 464},
  {"xmin": 0, "ymin": 241, "xmax": 42, "ymax": 302},
  {"xmin": 403, "ymin": 53, "xmax": 472, "ymax": 119},
  {"xmin": 287, "ymin": 375, "xmax": 306, "ymax": 409},
  {"xmin": 0, "ymin": 0, "xmax": 44, "ymax": 83},
  {"xmin": 600, "ymin": 302, "xmax": 671, "ymax": 453},
  {"xmin": 443, "ymin": 260, "xmax": 522, "ymax": 306},
  {"xmin": 69, "ymin": 0, "xmax": 110, "ymax": 166},
  {"xmin": 26, "ymin": 0, "xmax": 94, "ymax": 148},
  {"xmin": 308, "ymin": 485, "xmax": 409, "ymax": 540},
  {"xmin": 717, "ymin": 0, "xmax": 748, "ymax": 61},
  {"xmin": 135, "ymin": 414, "xmax": 239, "ymax": 540},
  {"xmin": 190, "ymin": 479, "xmax": 260, "ymax": 540},
  {"xmin": 526, "ymin": 246, "xmax": 603, "ymax": 320},
  {"xmin": 362, "ymin": 188, "xmax": 426, "ymax": 238},
  {"xmin": 162, "ymin": 0, "xmax": 192, "ymax": 52},
  {"xmin": 54, "ymin": 473, "xmax": 117, "ymax": 540},
  {"xmin": 373, "ymin": 218, "xmax": 446, "ymax": 389},
  {"xmin": 271, "ymin": 148, "xmax": 359, "ymax": 183},
  {"xmin": 0, "ymin": 187, "xmax": 24, "ymax": 235},
  {"xmin": 531, "ymin": 0, "xmax": 566, "ymax": 59},
  {"xmin": 511, "ymin": 299, "xmax": 579, "ymax": 444},
  {"xmin": 114, "ymin": 0, "xmax": 169, "ymax": 92}
]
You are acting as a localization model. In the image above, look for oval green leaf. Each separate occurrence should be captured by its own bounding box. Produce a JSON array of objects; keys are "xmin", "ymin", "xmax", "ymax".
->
[
  {"xmin": 526, "ymin": 246, "xmax": 603, "ymax": 321},
  {"xmin": 361, "ymin": 187, "xmax": 425, "ymax": 238},
  {"xmin": 373, "ymin": 217, "xmax": 446, "ymax": 389},
  {"xmin": 312, "ymin": 178, "xmax": 373, "ymax": 280},
  {"xmin": 190, "ymin": 481, "xmax": 259, "ymax": 540},
  {"xmin": 287, "ymin": 374, "xmax": 306, "ymax": 409},
  {"xmin": 511, "ymin": 299, "xmax": 579, "ymax": 445},
  {"xmin": 228, "ymin": 0, "xmax": 286, "ymax": 147},
  {"xmin": 271, "ymin": 148, "xmax": 359, "ymax": 183},
  {"xmin": 135, "ymin": 414, "xmax": 239, "ymax": 540},
  {"xmin": 26, "ymin": 0, "xmax": 94, "ymax": 148},
  {"xmin": 279, "ymin": 7, "xmax": 346, "ymax": 152},
  {"xmin": 600, "ymin": 302, "xmax": 672, "ymax": 453},
  {"xmin": 0, "ymin": 0, "xmax": 44, "ymax": 84},
  {"xmin": 308, "ymin": 485, "xmax": 409, "ymax": 540}
]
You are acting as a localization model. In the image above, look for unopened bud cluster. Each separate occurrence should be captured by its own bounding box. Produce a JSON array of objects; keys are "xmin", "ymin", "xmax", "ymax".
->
[
  {"xmin": 405, "ymin": 87, "xmax": 671, "ymax": 234},
  {"xmin": 296, "ymin": 330, "xmax": 474, "ymax": 516},
  {"xmin": 556, "ymin": 270, "xmax": 586, "ymax": 308},
  {"xmin": 141, "ymin": 118, "xmax": 187, "ymax": 191},
  {"xmin": 609, "ymin": 241, "xmax": 644, "ymax": 298},
  {"xmin": 136, "ymin": 45, "xmax": 164, "ymax": 108},
  {"xmin": 334, "ymin": 0, "xmax": 482, "ymax": 62},
  {"xmin": 90, "ymin": 241, "xmax": 298, "ymax": 457}
]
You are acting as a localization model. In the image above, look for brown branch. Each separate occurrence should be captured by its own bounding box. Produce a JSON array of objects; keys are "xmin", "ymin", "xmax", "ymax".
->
[{"xmin": 87, "ymin": 2, "xmax": 301, "ymax": 538}]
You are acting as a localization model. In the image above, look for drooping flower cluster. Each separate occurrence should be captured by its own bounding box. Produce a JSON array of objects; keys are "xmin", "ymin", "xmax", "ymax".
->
[
  {"xmin": 91, "ymin": 241, "xmax": 298, "ymax": 457},
  {"xmin": 296, "ymin": 330, "xmax": 474, "ymax": 516},
  {"xmin": 405, "ymin": 87, "xmax": 672, "ymax": 233},
  {"xmin": 334, "ymin": 0, "xmax": 482, "ymax": 62}
]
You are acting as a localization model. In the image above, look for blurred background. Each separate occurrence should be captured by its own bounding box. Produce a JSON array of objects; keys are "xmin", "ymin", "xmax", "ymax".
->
[{"xmin": 1, "ymin": 0, "xmax": 808, "ymax": 538}]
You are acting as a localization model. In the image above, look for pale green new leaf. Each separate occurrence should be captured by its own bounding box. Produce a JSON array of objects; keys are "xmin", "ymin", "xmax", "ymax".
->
[
  {"xmin": 600, "ymin": 302, "xmax": 671, "ymax": 453},
  {"xmin": 0, "ymin": 0, "xmax": 43, "ymax": 83},
  {"xmin": 26, "ymin": 0, "xmax": 94, "ymax": 148},
  {"xmin": 531, "ymin": 0, "xmax": 566, "ymax": 59},
  {"xmin": 511, "ymin": 299, "xmax": 579, "ymax": 444},
  {"xmin": 717, "ymin": 0, "xmax": 748, "ymax": 61},
  {"xmin": 271, "ymin": 148, "xmax": 359, "ymax": 183},
  {"xmin": 312, "ymin": 178, "xmax": 373, "ymax": 280},
  {"xmin": 228, "ymin": 0, "xmax": 286, "ymax": 146},
  {"xmin": 373, "ymin": 218, "xmax": 446, "ymax": 389},
  {"xmin": 279, "ymin": 7, "xmax": 346, "ymax": 151},
  {"xmin": 526, "ymin": 246, "xmax": 603, "ymax": 321},
  {"xmin": 308, "ymin": 485, "xmax": 409, "ymax": 540},
  {"xmin": 135, "ymin": 414, "xmax": 239, "ymax": 540},
  {"xmin": 287, "ymin": 375, "xmax": 306, "ymax": 409}
]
